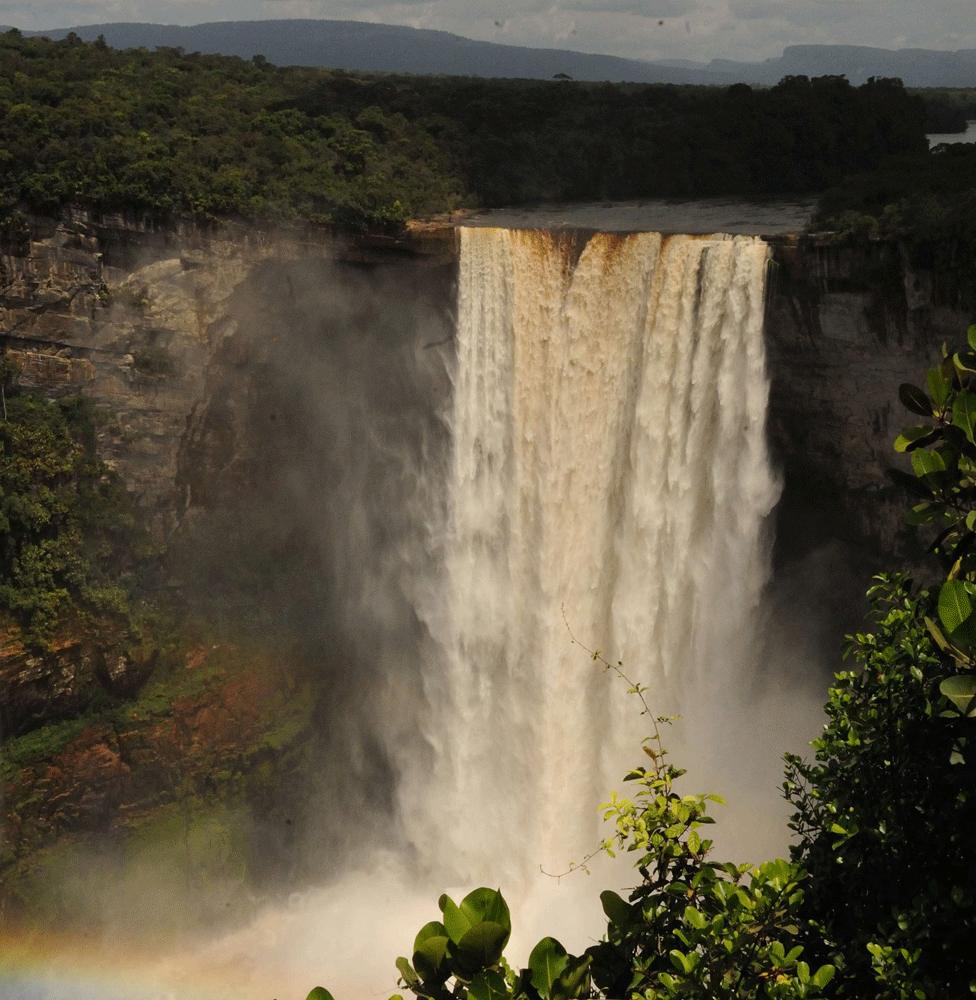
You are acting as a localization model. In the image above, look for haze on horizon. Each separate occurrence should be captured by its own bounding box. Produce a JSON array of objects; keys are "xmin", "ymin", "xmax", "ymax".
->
[{"xmin": 1, "ymin": 0, "xmax": 973, "ymax": 66}]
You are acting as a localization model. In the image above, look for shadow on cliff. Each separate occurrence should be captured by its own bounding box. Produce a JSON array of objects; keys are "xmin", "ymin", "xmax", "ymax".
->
[{"xmin": 166, "ymin": 250, "xmax": 456, "ymax": 876}]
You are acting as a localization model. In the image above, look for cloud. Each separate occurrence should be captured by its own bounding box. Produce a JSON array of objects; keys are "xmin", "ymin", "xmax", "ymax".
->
[
  {"xmin": 4, "ymin": 0, "xmax": 976, "ymax": 63},
  {"xmin": 558, "ymin": 0, "xmax": 698, "ymax": 15}
]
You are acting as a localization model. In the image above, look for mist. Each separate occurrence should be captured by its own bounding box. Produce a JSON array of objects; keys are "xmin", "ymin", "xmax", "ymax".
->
[{"xmin": 3, "ymin": 223, "xmax": 850, "ymax": 1000}]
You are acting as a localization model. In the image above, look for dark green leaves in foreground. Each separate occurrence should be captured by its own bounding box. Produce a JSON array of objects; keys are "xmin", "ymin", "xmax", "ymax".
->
[
  {"xmin": 892, "ymin": 330, "xmax": 976, "ymax": 675},
  {"xmin": 371, "ymin": 746, "xmax": 833, "ymax": 1000}
]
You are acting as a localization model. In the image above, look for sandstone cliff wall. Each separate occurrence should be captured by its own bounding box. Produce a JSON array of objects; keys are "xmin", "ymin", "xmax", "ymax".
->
[
  {"xmin": 765, "ymin": 236, "xmax": 969, "ymax": 573},
  {"xmin": 1, "ymin": 213, "xmax": 967, "ymax": 919}
]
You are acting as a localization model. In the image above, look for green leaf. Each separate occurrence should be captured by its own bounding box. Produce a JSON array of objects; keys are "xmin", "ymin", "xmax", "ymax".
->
[
  {"xmin": 466, "ymin": 970, "xmax": 509, "ymax": 1000},
  {"xmin": 894, "ymin": 425, "xmax": 939, "ymax": 453},
  {"xmin": 459, "ymin": 888, "xmax": 511, "ymax": 935},
  {"xmin": 307, "ymin": 989, "xmax": 336, "ymax": 1000},
  {"xmin": 414, "ymin": 921, "xmax": 449, "ymax": 952},
  {"xmin": 599, "ymin": 890, "xmax": 633, "ymax": 929},
  {"xmin": 886, "ymin": 467, "xmax": 933, "ymax": 498},
  {"xmin": 528, "ymin": 937, "xmax": 570, "ymax": 998},
  {"xmin": 454, "ymin": 921, "xmax": 509, "ymax": 973},
  {"xmin": 939, "ymin": 580, "xmax": 974, "ymax": 635},
  {"xmin": 911, "ymin": 448, "xmax": 946, "ymax": 479},
  {"xmin": 552, "ymin": 954, "xmax": 592, "ymax": 1000},
  {"xmin": 899, "ymin": 383, "xmax": 932, "ymax": 416},
  {"xmin": 941, "ymin": 675, "xmax": 976, "ymax": 714},
  {"xmin": 968, "ymin": 324, "xmax": 976, "ymax": 351},
  {"xmin": 954, "ymin": 392, "xmax": 976, "ymax": 444},
  {"xmin": 413, "ymin": 934, "xmax": 451, "ymax": 984},
  {"xmin": 926, "ymin": 616, "xmax": 952, "ymax": 653},
  {"xmin": 440, "ymin": 894, "xmax": 472, "ymax": 945},
  {"xmin": 658, "ymin": 972, "xmax": 678, "ymax": 994},
  {"xmin": 812, "ymin": 965, "xmax": 836, "ymax": 989},
  {"xmin": 396, "ymin": 957, "xmax": 420, "ymax": 988},
  {"xmin": 906, "ymin": 502, "xmax": 936, "ymax": 526},
  {"xmin": 928, "ymin": 366, "xmax": 952, "ymax": 408},
  {"xmin": 668, "ymin": 949, "xmax": 697, "ymax": 975}
]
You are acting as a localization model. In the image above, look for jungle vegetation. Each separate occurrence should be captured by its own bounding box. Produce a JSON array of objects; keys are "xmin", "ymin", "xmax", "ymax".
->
[
  {"xmin": 0, "ymin": 30, "xmax": 927, "ymax": 232},
  {"xmin": 814, "ymin": 142, "xmax": 976, "ymax": 308},
  {"xmin": 917, "ymin": 88, "xmax": 976, "ymax": 132},
  {"xmin": 0, "ymin": 377, "xmax": 148, "ymax": 643}
]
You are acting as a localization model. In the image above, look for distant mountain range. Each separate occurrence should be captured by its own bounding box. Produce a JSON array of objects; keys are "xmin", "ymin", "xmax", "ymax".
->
[
  {"xmin": 714, "ymin": 45, "xmax": 976, "ymax": 88},
  {"xmin": 8, "ymin": 20, "xmax": 976, "ymax": 88}
]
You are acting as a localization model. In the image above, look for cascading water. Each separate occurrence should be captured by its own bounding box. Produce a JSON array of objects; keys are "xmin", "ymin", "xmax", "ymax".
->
[
  {"xmin": 18, "ymin": 223, "xmax": 789, "ymax": 1000},
  {"xmin": 401, "ymin": 227, "xmax": 781, "ymax": 891}
]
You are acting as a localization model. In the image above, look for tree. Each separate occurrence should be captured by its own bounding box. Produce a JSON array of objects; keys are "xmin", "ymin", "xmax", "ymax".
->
[{"xmin": 784, "ymin": 327, "xmax": 976, "ymax": 998}]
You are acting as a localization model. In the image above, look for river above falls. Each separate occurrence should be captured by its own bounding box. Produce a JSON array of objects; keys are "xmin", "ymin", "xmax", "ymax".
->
[{"xmin": 464, "ymin": 197, "xmax": 815, "ymax": 235}]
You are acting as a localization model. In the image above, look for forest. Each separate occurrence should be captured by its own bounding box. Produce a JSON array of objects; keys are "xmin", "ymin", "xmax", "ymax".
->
[{"xmin": 0, "ymin": 29, "xmax": 929, "ymax": 233}]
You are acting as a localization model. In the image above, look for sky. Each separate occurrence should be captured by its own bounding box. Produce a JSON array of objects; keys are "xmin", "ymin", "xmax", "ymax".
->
[{"xmin": 0, "ymin": 0, "xmax": 973, "ymax": 64}]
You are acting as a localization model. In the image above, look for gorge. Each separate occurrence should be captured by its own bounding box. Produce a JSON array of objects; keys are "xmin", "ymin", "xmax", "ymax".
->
[{"xmin": 0, "ymin": 207, "xmax": 970, "ymax": 998}]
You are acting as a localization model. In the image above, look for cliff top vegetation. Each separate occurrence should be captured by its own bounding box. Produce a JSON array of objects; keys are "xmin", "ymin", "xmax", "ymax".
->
[{"xmin": 0, "ymin": 30, "xmax": 927, "ymax": 232}]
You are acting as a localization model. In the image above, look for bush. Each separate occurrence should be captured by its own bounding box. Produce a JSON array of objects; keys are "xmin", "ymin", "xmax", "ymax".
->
[
  {"xmin": 0, "ymin": 388, "xmax": 145, "ymax": 642},
  {"xmin": 785, "ymin": 576, "xmax": 976, "ymax": 998},
  {"xmin": 311, "ymin": 660, "xmax": 834, "ymax": 1000},
  {"xmin": 785, "ymin": 328, "xmax": 976, "ymax": 997}
]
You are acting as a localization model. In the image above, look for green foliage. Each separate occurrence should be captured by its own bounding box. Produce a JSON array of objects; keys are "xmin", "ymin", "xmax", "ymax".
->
[
  {"xmin": 337, "ymin": 723, "xmax": 830, "ymax": 1000},
  {"xmin": 581, "ymin": 720, "xmax": 832, "ymax": 1000},
  {"xmin": 0, "ymin": 389, "xmax": 145, "ymax": 642},
  {"xmin": 884, "ymin": 332, "xmax": 976, "ymax": 672},
  {"xmin": 0, "ymin": 31, "xmax": 926, "ymax": 231},
  {"xmin": 915, "ymin": 88, "xmax": 976, "ymax": 134},
  {"xmin": 783, "ymin": 330, "xmax": 976, "ymax": 997},
  {"xmin": 815, "ymin": 144, "xmax": 976, "ymax": 308},
  {"xmin": 382, "ymin": 764, "xmax": 831, "ymax": 1000},
  {"xmin": 784, "ymin": 575, "xmax": 976, "ymax": 998}
]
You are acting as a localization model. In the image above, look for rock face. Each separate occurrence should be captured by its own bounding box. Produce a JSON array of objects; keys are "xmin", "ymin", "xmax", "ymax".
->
[
  {"xmin": 0, "ymin": 212, "xmax": 454, "ymax": 919},
  {"xmin": 0, "ymin": 209, "xmax": 966, "ymax": 920},
  {"xmin": 0, "ymin": 640, "xmax": 315, "ymax": 924},
  {"xmin": 764, "ymin": 236, "xmax": 968, "ymax": 572},
  {"xmin": 5, "ymin": 212, "xmax": 950, "ymax": 573},
  {"xmin": 0, "ymin": 623, "xmax": 153, "ymax": 738}
]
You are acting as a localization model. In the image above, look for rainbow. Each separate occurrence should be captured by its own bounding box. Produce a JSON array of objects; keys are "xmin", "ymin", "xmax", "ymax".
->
[{"xmin": 0, "ymin": 927, "xmax": 296, "ymax": 1000}]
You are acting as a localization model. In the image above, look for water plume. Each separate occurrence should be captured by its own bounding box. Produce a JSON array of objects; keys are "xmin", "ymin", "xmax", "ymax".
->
[{"xmin": 399, "ymin": 227, "xmax": 781, "ymax": 892}]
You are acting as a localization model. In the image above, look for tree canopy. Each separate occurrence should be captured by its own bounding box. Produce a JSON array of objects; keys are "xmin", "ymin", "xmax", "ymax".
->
[{"xmin": 0, "ymin": 32, "xmax": 927, "ymax": 230}]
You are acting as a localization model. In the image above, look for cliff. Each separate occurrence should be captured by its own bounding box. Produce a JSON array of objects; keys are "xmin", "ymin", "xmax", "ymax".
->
[
  {"xmin": 0, "ymin": 212, "xmax": 454, "ymax": 925},
  {"xmin": 765, "ymin": 235, "xmax": 968, "ymax": 572},
  {"xmin": 0, "ymin": 210, "xmax": 964, "ymax": 925}
]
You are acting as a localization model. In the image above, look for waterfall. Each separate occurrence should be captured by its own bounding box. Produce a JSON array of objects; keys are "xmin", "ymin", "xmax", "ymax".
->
[
  {"xmin": 402, "ymin": 227, "xmax": 781, "ymax": 886},
  {"xmin": 139, "ymin": 224, "xmax": 787, "ymax": 999}
]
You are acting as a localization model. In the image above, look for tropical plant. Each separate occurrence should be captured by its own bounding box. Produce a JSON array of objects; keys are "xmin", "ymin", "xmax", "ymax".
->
[
  {"xmin": 309, "ymin": 653, "xmax": 833, "ymax": 1000},
  {"xmin": 785, "ymin": 575, "xmax": 976, "ymax": 998},
  {"xmin": 782, "ymin": 329, "xmax": 976, "ymax": 998},
  {"xmin": 0, "ymin": 387, "xmax": 146, "ymax": 641},
  {"xmin": 890, "ymin": 324, "xmax": 976, "ymax": 717}
]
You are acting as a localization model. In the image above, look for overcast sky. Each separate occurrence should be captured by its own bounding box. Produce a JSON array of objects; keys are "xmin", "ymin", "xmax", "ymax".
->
[{"xmin": 1, "ymin": 0, "xmax": 973, "ymax": 63}]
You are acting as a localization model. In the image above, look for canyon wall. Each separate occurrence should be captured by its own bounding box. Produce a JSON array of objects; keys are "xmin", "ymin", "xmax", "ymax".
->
[
  {"xmin": 4, "ymin": 214, "xmax": 961, "ymax": 574},
  {"xmin": 765, "ymin": 236, "xmax": 968, "ymax": 573},
  {"xmin": 1, "ymin": 211, "xmax": 967, "ymax": 921}
]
